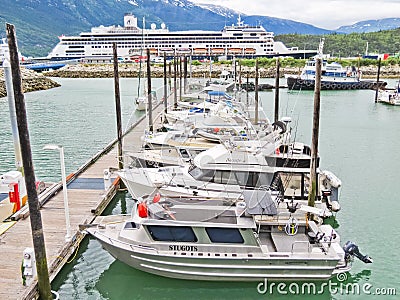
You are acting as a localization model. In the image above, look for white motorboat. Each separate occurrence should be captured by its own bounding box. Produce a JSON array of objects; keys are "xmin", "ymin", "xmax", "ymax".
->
[
  {"xmin": 119, "ymin": 141, "xmax": 342, "ymax": 215},
  {"xmin": 285, "ymin": 39, "xmax": 385, "ymax": 90},
  {"xmin": 377, "ymin": 81, "xmax": 400, "ymax": 105},
  {"xmin": 85, "ymin": 192, "xmax": 372, "ymax": 281}
]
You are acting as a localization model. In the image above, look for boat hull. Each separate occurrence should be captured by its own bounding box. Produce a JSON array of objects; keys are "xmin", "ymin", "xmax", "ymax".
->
[
  {"xmin": 286, "ymin": 77, "xmax": 386, "ymax": 90},
  {"xmin": 94, "ymin": 233, "xmax": 344, "ymax": 281}
]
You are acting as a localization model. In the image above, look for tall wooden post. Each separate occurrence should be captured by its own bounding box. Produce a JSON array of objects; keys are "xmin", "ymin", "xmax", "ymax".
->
[
  {"xmin": 183, "ymin": 55, "xmax": 188, "ymax": 94},
  {"xmin": 112, "ymin": 43, "xmax": 123, "ymax": 169},
  {"xmin": 374, "ymin": 58, "xmax": 381, "ymax": 103},
  {"xmin": 6, "ymin": 23, "xmax": 52, "ymax": 300},
  {"xmin": 179, "ymin": 56, "xmax": 183, "ymax": 101},
  {"xmin": 274, "ymin": 58, "xmax": 280, "ymax": 122},
  {"xmin": 255, "ymin": 59, "xmax": 259, "ymax": 124},
  {"xmin": 147, "ymin": 48, "xmax": 153, "ymax": 131},
  {"xmin": 246, "ymin": 72, "xmax": 249, "ymax": 106},
  {"xmin": 173, "ymin": 55, "xmax": 177, "ymax": 108},
  {"xmin": 233, "ymin": 57, "xmax": 237, "ymax": 92},
  {"xmin": 168, "ymin": 61, "xmax": 172, "ymax": 93},
  {"xmin": 308, "ymin": 58, "xmax": 322, "ymax": 208},
  {"xmin": 163, "ymin": 52, "xmax": 168, "ymax": 119},
  {"xmin": 238, "ymin": 60, "xmax": 242, "ymax": 91}
]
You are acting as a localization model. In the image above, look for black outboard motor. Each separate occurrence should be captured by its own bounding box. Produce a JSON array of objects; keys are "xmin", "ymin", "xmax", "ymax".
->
[{"xmin": 343, "ymin": 241, "xmax": 373, "ymax": 264}]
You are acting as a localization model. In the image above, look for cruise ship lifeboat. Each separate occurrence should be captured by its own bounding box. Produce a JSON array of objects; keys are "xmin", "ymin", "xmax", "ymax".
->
[
  {"xmin": 228, "ymin": 48, "xmax": 243, "ymax": 55},
  {"xmin": 244, "ymin": 48, "xmax": 256, "ymax": 54},
  {"xmin": 193, "ymin": 48, "xmax": 208, "ymax": 55},
  {"xmin": 211, "ymin": 48, "xmax": 225, "ymax": 54},
  {"xmin": 176, "ymin": 48, "xmax": 192, "ymax": 54}
]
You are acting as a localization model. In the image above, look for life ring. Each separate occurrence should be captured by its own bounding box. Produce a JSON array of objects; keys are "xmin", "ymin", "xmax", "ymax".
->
[{"xmin": 304, "ymin": 81, "xmax": 312, "ymax": 88}]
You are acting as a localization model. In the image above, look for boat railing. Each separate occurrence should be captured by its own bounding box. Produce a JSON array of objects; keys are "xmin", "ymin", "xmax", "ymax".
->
[{"xmin": 95, "ymin": 230, "xmax": 159, "ymax": 253}]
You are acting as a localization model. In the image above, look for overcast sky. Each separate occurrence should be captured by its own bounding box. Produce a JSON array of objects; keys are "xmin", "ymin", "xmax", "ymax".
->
[{"xmin": 189, "ymin": 0, "xmax": 400, "ymax": 29}]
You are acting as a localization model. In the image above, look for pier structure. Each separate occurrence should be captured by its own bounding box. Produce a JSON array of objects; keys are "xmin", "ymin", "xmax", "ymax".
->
[{"xmin": 0, "ymin": 103, "xmax": 165, "ymax": 299}]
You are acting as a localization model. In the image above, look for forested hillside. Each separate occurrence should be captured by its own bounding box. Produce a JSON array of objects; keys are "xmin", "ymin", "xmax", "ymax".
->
[{"xmin": 277, "ymin": 28, "xmax": 400, "ymax": 58}]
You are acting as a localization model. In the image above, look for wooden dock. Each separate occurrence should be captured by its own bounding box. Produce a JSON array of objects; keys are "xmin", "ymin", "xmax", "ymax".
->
[{"xmin": 0, "ymin": 103, "xmax": 164, "ymax": 300}]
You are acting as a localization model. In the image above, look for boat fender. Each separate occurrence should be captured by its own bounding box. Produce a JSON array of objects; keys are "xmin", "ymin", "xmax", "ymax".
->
[
  {"xmin": 153, "ymin": 193, "xmax": 161, "ymax": 203},
  {"xmin": 321, "ymin": 170, "xmax": 342, "ymax": 188},
  {"xmin": 272, "ymin": 121, "xmax": 286, "ymax": 134},
  {"xmin": 331, "ymin": 201, "xmax": 341, "ymax": 212},
  {"xmin": 138, "ymin": 202, "xmax": 148, "ymax": 218}
]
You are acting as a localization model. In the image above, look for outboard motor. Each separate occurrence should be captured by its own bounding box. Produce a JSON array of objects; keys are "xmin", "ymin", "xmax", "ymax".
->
[{"xmin": 343, "ymin": 241, "xmax": 373, "ymax": 264}]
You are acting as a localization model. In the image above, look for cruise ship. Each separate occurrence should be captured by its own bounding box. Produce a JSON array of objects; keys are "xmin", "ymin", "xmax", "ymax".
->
[{"xmin": 47, "ymin": 13, "xmax": 317, "ymax": 62}]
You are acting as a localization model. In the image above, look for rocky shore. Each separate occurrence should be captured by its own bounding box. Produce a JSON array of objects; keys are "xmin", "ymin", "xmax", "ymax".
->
[
  {"xmin": 0, "ymin": 67, "xmax": 60, "ymax": 98},
  {"xmin": 45, "ymin": 63, "xmax": 400, "ymax": 79},
  {"xmin": 1, "ymin": 62, "xmax": 399, "ymax": 97}
]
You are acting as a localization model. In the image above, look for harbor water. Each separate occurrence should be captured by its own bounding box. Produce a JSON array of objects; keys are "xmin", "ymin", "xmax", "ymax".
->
[{"xmin": 0, "ymin": 77, "xmax": 399, "ymax": 299}]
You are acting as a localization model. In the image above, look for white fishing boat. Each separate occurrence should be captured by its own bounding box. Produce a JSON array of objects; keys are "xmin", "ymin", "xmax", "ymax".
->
[
  {"xmin": 377, "ymin": 81, "xmax": 400, "ymax": 105},
  {"xmin": 119, "ymin": 140, "xmax": 342, "ymax": 215},
  {"xmin": 285, "ymin": 39, "xmax": 385, "ymax": 90},
  {"xmin": 84, "ymin": 192, "xmax": 372, "ymax": 281}
]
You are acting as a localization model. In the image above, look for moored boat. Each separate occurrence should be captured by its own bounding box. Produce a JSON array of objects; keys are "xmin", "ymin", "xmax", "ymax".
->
[
  {"xmin": 47, "ymin": 14, "xmax": 317, "ymax": 61},
  {"xmin": 84, "ymin": 193, "xmax": 372, "ymax": 281},
  {"xmin": 377, "ymin": 81, "xmax": 400, "ymax": 105},
  {"xmin": 285, "ymin": 39, "xmax": 387, "ymax": 90}
]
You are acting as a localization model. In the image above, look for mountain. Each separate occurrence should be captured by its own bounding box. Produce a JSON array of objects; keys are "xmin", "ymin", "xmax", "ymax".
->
[
  {"xmin": 0, "ymin": 0, "xmax": 331, "ymax": 57},
  {"xmin": 336, "ymin": 18, "xmax": 400, "ymax": 33}
]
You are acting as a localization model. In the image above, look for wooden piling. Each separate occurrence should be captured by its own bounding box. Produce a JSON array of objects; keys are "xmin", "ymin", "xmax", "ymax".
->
[
  {"xmin": 173, "ymin": 55, "xmax": 177, "ymax": 108},
  {"xmin": 308, "ymin": 58, "xmax": 322, "ymax": 208},
  {"xmin": 255, "ymin": 59, "xmax": 259, "ymax": 124},
  {"xmin": 147, "ymin": 48, "xmax": 153, "ymax": 131},
  {"xmin": 183, "ymin": 55, "xmax": 188, "ymax": 94},
  {"xmin": 163, "ymin": 52, "xmax": 168, "ymax": 119},
  {"xmin": 112, "ymin": 43, "xmax": 123, "ymax": 170},
  {"xmin": 6, "ymin": 23, "xmax": 52, "ymax": 300},
  {"xmin": 179, "ymin": 56, "xmax": 183, "ymax": 101},
  {"xmin": 375, "ymin": 58, "xmax": 381, "ymax": 103},
  {"xmin": 274, "ymin": 58, "xmax": 280, "ymax": 123}
]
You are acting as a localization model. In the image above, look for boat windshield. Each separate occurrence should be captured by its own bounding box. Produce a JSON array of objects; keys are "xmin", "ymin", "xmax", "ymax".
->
[{"xmin": 188, "ymin": 166, "xmax": 274, "ymax": 188}]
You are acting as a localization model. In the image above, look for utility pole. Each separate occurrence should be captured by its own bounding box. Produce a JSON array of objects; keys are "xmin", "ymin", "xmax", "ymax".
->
[
  {"xmin": 308, "ymin": 58, "xmax": 322, "ymax": 208},
  {"xmin": 6, "ymin": 23, "xmax": 52, "ymax": 300},
  {"xmin": 112, "ymin": 43, "xmax": 123, "ymax": 169}
]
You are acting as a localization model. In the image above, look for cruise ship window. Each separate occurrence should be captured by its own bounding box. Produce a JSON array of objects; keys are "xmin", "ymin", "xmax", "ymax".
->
[
  {"xmin": 206, "ymin": 228, "xmax": 244, "ymax": 243},
  {"xmin": 147, "ymin": 225, "xmax": 197, "ymax": 242}
]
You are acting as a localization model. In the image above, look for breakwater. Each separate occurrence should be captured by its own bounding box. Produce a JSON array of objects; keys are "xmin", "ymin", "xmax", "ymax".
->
[
  {"xmin": 46, "ymin": 63, "xmax": 400, "ymax": 79},
  {"xmin": 0, "ymin": 67, "xmax": 60, "ymax": 97}
]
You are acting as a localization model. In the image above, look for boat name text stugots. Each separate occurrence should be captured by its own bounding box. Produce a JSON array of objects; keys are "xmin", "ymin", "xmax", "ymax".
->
[{"xmin": 169, "ymin": 245, "xmax": 198, "ymax": 251}]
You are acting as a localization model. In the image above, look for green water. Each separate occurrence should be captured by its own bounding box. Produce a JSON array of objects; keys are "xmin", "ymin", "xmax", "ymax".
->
[{"xmin": 1, "ymin": 78, "xmax": 399, "ymax": 299}]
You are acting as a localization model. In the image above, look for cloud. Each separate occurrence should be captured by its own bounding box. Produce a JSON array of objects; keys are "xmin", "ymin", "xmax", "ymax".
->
[{"xmin": 189, "ymin": 0, "xmax": 400, "ymax": 29}]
